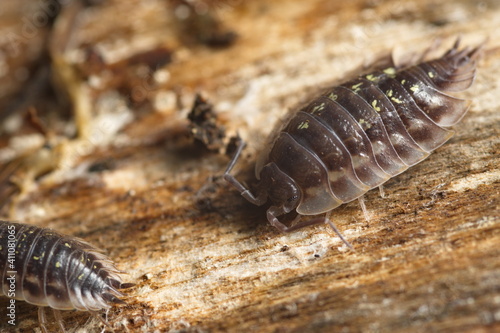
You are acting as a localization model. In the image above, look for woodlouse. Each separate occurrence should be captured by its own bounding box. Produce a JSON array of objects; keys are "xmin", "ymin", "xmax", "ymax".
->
[
  {"xmin": 225, "ymin": 40, "xmax": 481, "ymax": 247},
  {"xmin": 0, "ymin": 220, "xmax": 132, "ymax": 332}
]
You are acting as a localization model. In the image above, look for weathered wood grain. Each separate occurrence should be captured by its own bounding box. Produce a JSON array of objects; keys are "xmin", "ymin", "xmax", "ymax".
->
[{"xmin": 0, "ymin": 0, "xmax": 499, "ymax": 332}]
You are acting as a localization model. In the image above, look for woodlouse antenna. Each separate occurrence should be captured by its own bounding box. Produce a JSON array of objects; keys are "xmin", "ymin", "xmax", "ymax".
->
[{"xmin": 224, "ymin": 137, "xmax": 266, "ymax": 206}]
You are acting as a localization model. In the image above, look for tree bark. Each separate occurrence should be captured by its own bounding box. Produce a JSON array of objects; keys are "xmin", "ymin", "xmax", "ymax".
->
[{"xmin": 0, "ymin": 0, "xmax": 499, "ymax": 332}]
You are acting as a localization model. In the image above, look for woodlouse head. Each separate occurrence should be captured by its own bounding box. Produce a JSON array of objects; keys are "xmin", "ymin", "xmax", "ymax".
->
[{"xmin": 255, "ymin": 163, "xmax": 301, "ymax": 215}]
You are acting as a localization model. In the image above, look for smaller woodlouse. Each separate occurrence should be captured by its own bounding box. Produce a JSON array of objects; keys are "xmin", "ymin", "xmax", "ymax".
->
[
  {"xmin": 224, "ymin": 40, "xmax": 481, "ymax": 247},
  {"xmin": 0, "ymin": 220, "xmax": 133, "ymax": 332}
]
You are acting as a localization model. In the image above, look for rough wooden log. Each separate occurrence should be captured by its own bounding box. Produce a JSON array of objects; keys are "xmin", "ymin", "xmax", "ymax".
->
[{"xmin": 0, "ymin": 0, "xmax": 499, "ymax": 332}]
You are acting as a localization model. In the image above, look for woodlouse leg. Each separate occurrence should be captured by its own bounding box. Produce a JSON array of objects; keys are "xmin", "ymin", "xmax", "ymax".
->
[
  {"xmin": 326, "ymin": 220, "xmax": 354, "ymax": 250},
  {"xmin": 53, "ymin": 309, "xmax": 67, "ymax": 333},
  {"xmin": 224, "ymin": 138, "xmax": 266, "ymax": 206},
  {"xmin": 38, "ymin": 307, "xmax": 49, "ymax": 333},
  {"xmin": 267, "ymin": 208, "xmax": 353, "ymax": 249},
  {"xmin": 358, "ymin": 196, "xmax": 370, "ymax": 222},
  {"xmin": 324, "ymin": 211, "xmax": 354, "ymax": 250},
  {"xmin": 378, "ymin": 185, "xmax": 386, "ymax": 198},
  {"xmin": 91, "ymin": 309, "xmax": 113, "ymax": 331},
  {"xmin": 103, "ymin": 309, "xmax": 110, "ymax": 333}
]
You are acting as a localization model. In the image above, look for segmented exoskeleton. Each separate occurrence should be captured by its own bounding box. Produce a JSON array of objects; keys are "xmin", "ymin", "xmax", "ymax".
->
[
  {"xmin": 225, "ymin": 40, "xmax": 481, "ymax": 247},
  {"xmin": 0, "ymin": 220, "xmax": 132, "ymax": 332}
]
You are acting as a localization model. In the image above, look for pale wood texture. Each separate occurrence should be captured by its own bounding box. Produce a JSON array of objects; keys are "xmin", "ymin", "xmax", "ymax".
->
[{"xmin": 0, "ymin": 0, "xmax": 499, "ymax": 332}]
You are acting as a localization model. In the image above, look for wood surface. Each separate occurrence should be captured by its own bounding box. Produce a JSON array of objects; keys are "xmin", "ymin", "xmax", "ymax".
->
[{"xmin": 0, "ymin": 0, "xmax": 499, "ymax": 332}]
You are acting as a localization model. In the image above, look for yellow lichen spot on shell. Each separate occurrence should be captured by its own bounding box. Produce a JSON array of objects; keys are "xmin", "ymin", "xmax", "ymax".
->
[
  {"xmin": 366, "ymin": 74, "xmax": 377, "ymax": 81},
  {"xmin": 391, "ymin": 97, "xmax": 403, "ymax": 104},
  {"xmin": 328, "ymin": 93, "xmax": 338, "ymax": 101},
  {"xmin": 359, "ymin": 118, "xmax": 372, "ymax": 129},
  {"xmin": 297, "ymin": 121, "xmax": 309, "ymax": 130},
  {"xmin": 352, "ymin": 82, "xmax": 363, "ymax": 90},
  {"xmin": 383, "ymin": 67, "xmax": 396, "ymax": 77},
  {"xmin": 312, "ymin": 103, "xmax": 325, "ymax": 112}
]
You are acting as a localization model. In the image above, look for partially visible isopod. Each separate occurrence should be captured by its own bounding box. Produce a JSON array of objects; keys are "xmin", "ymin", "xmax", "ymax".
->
[
  {"xmin": 0, "ymin": 220, "xmax": 133, "ymax": 332},
  {"xmin": 225, "ymin": 39, "xmax": 481, "ymax": 248}
]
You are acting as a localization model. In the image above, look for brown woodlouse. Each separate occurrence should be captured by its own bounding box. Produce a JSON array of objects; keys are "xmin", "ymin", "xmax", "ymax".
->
[
  {"xmin": 0, "ymin": 220, "xmax": 132, "ymax": 332},
  {"xmin": 225, "ymin": 40, "xmax": 481, "ymax": 247}
]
